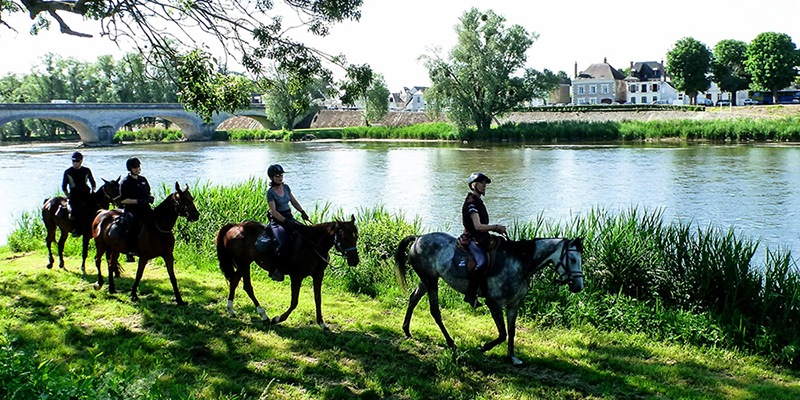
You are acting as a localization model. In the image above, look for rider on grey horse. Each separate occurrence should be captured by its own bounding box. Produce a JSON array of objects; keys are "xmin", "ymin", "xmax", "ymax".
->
[{"xmin": 461, "ymin": 172, "xmax": 507, "ymax": 308}]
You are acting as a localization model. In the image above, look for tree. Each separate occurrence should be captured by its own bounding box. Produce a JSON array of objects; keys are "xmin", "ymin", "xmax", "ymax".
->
[
  {"xmin": 1, "ymin": 0, "xmax": 369, "ymax": 118},
  {"xmin": 666, "ymin": 37, "xmax": 712, "ymax": 105},
  {"xmin": 261, "ymin": 71, "xmax": 327, "ymax": 130},
  {"xmin": 712, "ymin": 40, "xmax": 750, "ymax": 104},
  {"xmin": 362, "ymin": 74, "xmax": 389, "ymax": 126},
  {"xmin": 420, "ymin": 8, "xmax": 557, "ymax": 132},
  {"xmin": 745, "ymin": 32, "xmax": 799, "ymax": 104}
]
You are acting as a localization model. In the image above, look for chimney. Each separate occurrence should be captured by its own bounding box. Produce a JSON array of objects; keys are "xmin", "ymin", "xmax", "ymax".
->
[
  {"xmin": 630, "ymin": 61, "xmax": 634, "ymax": 76},
  {"xmin": 604, "ymin": 57, "xmax": 607, "ymax": 63},
  {"xmin": 574, "ymin": 61, "xmax": 578, "ymax": 78}
]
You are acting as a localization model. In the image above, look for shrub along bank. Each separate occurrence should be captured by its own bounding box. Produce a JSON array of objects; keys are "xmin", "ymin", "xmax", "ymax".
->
[
  {"xmin": 7, "ymin": 180, "xmax": 800, "ymax": 367},
  {"xmin": 113, "ymin": 117, "xmax": 800, "ymax": 143}
]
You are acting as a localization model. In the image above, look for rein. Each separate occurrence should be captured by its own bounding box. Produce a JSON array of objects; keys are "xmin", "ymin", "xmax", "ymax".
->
[
  {"xmin": 291, "ymin": 223, "xmax": 355, "ymax": 268},
  {"xmin": 552, "ymin": 239, "xmax": 584, "ymax": 285}
]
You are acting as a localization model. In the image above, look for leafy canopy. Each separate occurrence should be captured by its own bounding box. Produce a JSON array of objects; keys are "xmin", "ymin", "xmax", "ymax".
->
[
  {"xmin": 0, "ymin": 0, "xmax": 368, "ymax": 118},
  {"xmin": 744, "ymin": 32, "xmax": 798, "ymax": 102},
  {"xmin": 421, "ymin": 8, "xmax": 557, "ymax": 132},
  {"xmin": 666, "ymin": 37, "xmax": 712, "ymax": 104},
  {"xmin": 711, "ymin": 39, "xmax": 750, "ymax": 99}
]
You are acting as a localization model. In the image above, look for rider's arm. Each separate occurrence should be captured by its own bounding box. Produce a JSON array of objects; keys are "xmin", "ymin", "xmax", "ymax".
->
[
  {"xmin": 268, "ymin": 200, "xmax": 287, "ymax": 223},
  {"xmin": 61, "ymin": 170, "xmax": 70, "ymax": 195},
  {"xmin": 470, "ymin": 213, "xmax": 507, "ymax": 234},
  {"xmin": 288, "ymin": 192, "xmax": 309, "ymax": 220},
  {"xmin": 87, "ymin": 169, "xmax": 96, "ymax": 191}
]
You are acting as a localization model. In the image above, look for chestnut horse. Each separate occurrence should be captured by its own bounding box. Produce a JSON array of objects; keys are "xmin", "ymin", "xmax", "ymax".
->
[
  {"xmin": 42, "ymin": 178, "xmax": 121, "ymax": 273},
  {"xmin": 91, "ymin": 182, "xmax": 200, "ymax": 304},
  {"xmin": 216, "ymin": 216, "xmax": 359, "ymax": 329}
]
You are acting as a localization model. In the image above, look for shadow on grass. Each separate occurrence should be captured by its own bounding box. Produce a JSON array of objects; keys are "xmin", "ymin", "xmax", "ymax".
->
[{"xmin": 3, "ymin": 261, "xmax": 800, "ymax": 399}]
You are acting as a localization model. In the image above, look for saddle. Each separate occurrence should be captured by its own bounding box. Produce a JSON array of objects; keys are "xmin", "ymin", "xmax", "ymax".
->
[
  {"xmin": 454, "ymin": 235, "xmax": 503, "ymax": 277},
  {"xmin": 254, "ymin": 223, "xmax": 302, "ymax": 258},
  {"xmin": 108, "ymin": 213, "xmax": 133, "ymax": 240}
]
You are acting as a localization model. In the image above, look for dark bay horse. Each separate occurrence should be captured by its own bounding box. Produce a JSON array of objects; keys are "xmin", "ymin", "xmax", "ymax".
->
[
  {"xmin": 42, "ymin": 178, "xmax": 121, "ymax": 273},
  {"xmin": 216, "ymin": 216, "xmax": 359, "ymax": 329},
  {"xmin": 395, "ymin": 232, "xmax": 584, "ymax": 365},
  {"xmin": 91, "ymin": 182, "xmax": 200, "ymax": 304}
]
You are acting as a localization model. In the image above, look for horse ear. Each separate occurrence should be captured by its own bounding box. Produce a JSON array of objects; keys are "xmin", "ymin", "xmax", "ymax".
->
[
  {"xmin": 175, "ymin": 182, "xmax": 181, "ymax": 193},
  {"xmin": 350, "ymin": 214, "xmax": 355, "ymax": 223},
  {"xmin": 184, "ymin": 183, "xmax": 189, "ymax": 192},
  {"xmin": 573, "ymin": 238, "xmax": 584, "ymax": 252},
  {"xmin": 116, "ymin": 175, "xmax": 121, "ymax": 182},
  {"xmin": 102, "ymin": 178, "xmax": 109, "ymax": 184}
]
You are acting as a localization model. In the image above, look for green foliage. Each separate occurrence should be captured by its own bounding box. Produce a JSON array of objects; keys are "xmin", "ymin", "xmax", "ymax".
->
[
  {"xmin": 712, "ymin": 39, "xmax": 750, "ymax": 99},
  {"xmin": 667, "ymin": 37, "xmax": 713, "ymax": 103},
  {"xmin": 422, "ymin": 8, "xmax": 556, "ymax": 131},
  {"xmin": 175, "ymin": 50, "xmax": 254, "ymax": 122},
  {"xmin": 363, "ymin": 74, "xmax": 390, "ymax": 126},
  {"xmin": 260, "ymin": 71, "xmax": 326, "ymax": 130},
  {"xmin": 745, "ymin": 32, "xmax": 799, "ymax": 102},
  {"xmin": 114, "ymin": 127, "xmax": 184, "ymax": 142}
]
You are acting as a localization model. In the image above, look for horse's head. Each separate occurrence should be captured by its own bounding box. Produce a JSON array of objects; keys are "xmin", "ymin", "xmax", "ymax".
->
[
  {"xmin": 173, "ymin": 182, "xmax": 200, "ymax": 222},
  {"xmin": 556, "ymin": 238, "xmax": 584, "ymax": 293},
  {"xmin": 329, "ymin": 214, "xmax": 359, "ymax": 266},
  {"xmin": 100, "ymin": 177, "xmax": 121, "ymax": 205}
]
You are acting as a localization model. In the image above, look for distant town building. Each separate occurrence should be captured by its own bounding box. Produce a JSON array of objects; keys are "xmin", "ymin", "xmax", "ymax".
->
[
  {"xmin": 624, "ymin": 61, "xmax": 680, "ymax": 105},
  {"xmin": 571, "ymin": 59, "xmax": 627, "ymax": 105},
  {"xmin": 388, "ymin": 86, "xmax": 428, "ymax": 111}
]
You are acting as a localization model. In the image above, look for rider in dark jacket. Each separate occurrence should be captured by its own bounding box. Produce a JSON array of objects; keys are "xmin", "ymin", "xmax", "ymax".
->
[
  {"xmin": 119, "ymin": 157, "xmax": 153, "ymax": 254},
  {"xmin": 62, "ymin": 151, "xmax": 96, "ymax": 234},
  {"xmin": 461, "ymin": 172, "xmax": 506, "ymax": 308}
]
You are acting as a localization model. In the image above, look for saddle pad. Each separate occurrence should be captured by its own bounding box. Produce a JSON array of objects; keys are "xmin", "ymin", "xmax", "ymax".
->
[{"xmin": 451, "ymin": 244, "xmax": 507, "ymax": 279}]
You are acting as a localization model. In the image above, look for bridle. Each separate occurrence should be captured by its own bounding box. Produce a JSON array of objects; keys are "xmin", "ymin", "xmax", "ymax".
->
[
  {"xmin": 552, "ymin": 239, "xmax": 584, "ymax": 285},
  {"xmin": 154, "ymin": 192, "xmax": 196, "ymax": 233},
  {"xmin": 293, "ymin": 223, "xmax": 359, "ymax": 267}
]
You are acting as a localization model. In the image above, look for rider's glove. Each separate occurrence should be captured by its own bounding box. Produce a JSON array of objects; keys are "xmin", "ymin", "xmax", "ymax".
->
[{"xmin": 301, "ymin": 211, "xmax": 310, "ymax": 221}]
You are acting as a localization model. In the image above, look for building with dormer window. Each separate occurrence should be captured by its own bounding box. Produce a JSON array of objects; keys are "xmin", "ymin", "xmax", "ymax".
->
[{"xmin": 571, "ymin": 59, "xmax": 627, "ymax": 105}]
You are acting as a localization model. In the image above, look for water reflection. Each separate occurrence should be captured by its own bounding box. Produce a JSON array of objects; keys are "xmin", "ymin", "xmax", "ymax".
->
[{"xmin": 2, "ymin": 141, "xmax": 799, "ymax": 260}]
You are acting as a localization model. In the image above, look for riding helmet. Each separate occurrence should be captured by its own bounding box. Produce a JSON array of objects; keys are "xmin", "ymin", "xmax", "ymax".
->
[
  {"xmin": 468, "ymin": 172, "xmax": 491, "ymax": 189},
  {"xmin": 71, "ymin": 151, "xmax": 83, "ymax": 161},
  {"xmin": 126, "ymin": 157, "xmax": 141, "ymax": 171},
  {"xmin": 267, "ymin": 164, "xmax": 285, "ymax": 178}
]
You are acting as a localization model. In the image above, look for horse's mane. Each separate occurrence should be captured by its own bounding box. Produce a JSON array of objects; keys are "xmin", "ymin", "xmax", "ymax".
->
[{"xmin": 501, "ymin": 238, "xmax": 539, "ymax": 260}]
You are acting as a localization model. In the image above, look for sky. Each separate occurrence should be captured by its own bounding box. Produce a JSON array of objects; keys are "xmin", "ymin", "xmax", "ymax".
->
[{"xmin": 1, "ymin": 0, "xmax": 799, "ymax": 93}]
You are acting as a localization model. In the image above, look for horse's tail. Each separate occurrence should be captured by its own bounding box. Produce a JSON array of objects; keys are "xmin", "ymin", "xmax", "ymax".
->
[
  {"xmin": 216, "ymin": 223, "xmax": 237, "ymax": 282},
  {"xmin": 395, "ymin": 235, "xmax": 418, "ymax": 290}
]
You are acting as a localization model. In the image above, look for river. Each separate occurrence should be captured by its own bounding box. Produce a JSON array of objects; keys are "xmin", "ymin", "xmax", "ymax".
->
[{"xmin": 3, "ymin": 140, "xmax": 800, "ymax": 262}]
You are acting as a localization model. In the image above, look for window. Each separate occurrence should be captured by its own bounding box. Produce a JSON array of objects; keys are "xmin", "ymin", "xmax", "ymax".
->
[
  {"xmin": 652, "ymin": 96, "xmax": 658, "ymax": 102},
  {"xmin": 589, "ymin": 98, "xmax": 597, "ymax": 104},
  {"xmin": 641, "ymin": 96, "xmax": 647, "ymax": 103},
  {"xmin": 630, "ymin": 85, "xmax": 637, "ymax": 93},
  {"xmin": 589, "ymin": 86, "xmax": 597, "ymax": 94},
  {"xmin": 631, "ymin": 97, "xmax": 636, "ymax": 104},
  {"xmin": 641, "ymin": 84, "xmax": 648, "ymax": 93},
  {"xmin": 652, "ymin": 83, "xmax": 659, "ymax": 92},
  {"xmin": 578, "ymin": 98, "xmax": 587, "ymax": 104},
  {"xmin": 602, "ymin": 85, "xmax": 609, "ymax": 94},
  {"xmin": 578, "ymin": 86, "xmax": 585, "ymax": 95}
]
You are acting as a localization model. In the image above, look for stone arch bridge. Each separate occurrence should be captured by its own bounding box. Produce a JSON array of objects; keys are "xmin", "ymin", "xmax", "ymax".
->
[{"xmin": 0, "ymin": 103, "xmax": 269, "ymax": 145}]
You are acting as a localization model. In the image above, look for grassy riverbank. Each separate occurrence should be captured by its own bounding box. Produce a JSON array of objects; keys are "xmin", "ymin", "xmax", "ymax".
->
[
  {"xmin": 3, "ymin": 180, "xmax": 800, "ymax": 398},
  {"xmin": 119, "ymin": 117, "xmax": 800, "ymax": 144}
]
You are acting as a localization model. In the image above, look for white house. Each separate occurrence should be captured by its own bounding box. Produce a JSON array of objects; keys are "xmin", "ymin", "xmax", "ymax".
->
[
  {"xmin": 624, "ymin": 61, "xmax": 681, "ymax": 105},
  {"xmin": 388, "ymin": 86, "xmax": 428, "ymax": 111}
]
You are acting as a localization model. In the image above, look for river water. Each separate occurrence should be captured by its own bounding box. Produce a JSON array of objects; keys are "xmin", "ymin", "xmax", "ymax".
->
[{"xmin": 3, "ymin": 140, "xmax": 800, "ymax": 261}]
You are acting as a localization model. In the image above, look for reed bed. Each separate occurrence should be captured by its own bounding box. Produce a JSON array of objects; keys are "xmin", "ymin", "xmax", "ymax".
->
[{"xmin": 6, "ymin": 181, "xmax": 800, "ymax": 365}]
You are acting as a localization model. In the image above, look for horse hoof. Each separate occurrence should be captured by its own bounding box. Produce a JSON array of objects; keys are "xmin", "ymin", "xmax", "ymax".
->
[
  {"xmin": 177, "ymin": 300, "xmax": 188, "ymax": 306},
  {"xmin": 46, "ymin": 263, "xmax": 53, "ymax": 270},
  {"xmin": 320, "ymin": 322, "xmax": 330, "ymax": 331},
  {"xmin": 509, "ymin": 356, "xmax": 523, "ymax": 366},
  {"xmin": 93, "ymin": 283, "xmax": 102, "ymax": 291},
  {"xmin": 271, "ymin": 316, "xmax": 283, "ymax": 324}
]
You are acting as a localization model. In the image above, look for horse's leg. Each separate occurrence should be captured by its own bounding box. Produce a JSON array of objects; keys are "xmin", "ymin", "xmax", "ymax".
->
[
  {"xmin": 426, "ymin": 281, "xmax": 456, "ymax": 350},
  {"xmin": 93, "ymin": 243, "xmax": 105, "ymax": 291},
  {"xmin": 480, "ymin": 299, "xmax": 508, "ymax": 354},
  {"xmin": 272, "ymin": 276, "xmax": 303, "ymax": 325},
  {"xmin": 505, "ymin": 306, "xmax": 523, "ymax": 366},
  {"xmin": 402, "ymin": 281, "xmax": 428, "ymax": 338},
  {"xmin": 129, "ymin": 256, "xmax": 148, "ymax": 302},
  {"xmin": 162, "ymin": 253, "xmax": 187, "ymax": 305},
  {"xmin": 45, "ymin": 225, "xmax": 56, "ymax": 269},
  {"xmin": 312, "ymin": 273, "xmax": 328, "ymax": 330},
  {"xmin": 57, "ymin": 228, "xmax": 68, "ymax": 270},
  {"xmin": 239, "ymin": 263, "xmax": 269, "ymax": 322},
  {"xmin": 80, "ymin": 234, "xmax": 89, "ymax": 275},
  {"xmin": 107, "ymin": 251, "xmax": 118, "ymax": 294}
]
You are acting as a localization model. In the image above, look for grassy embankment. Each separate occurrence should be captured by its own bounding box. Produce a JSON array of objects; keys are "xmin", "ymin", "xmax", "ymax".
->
[
  {"xmin": 112, "ymin": 117, "xmax": 800, "ymax": 143},
  {"xmin": 2, "ymin": 179, "xmax": 800, "ymax": 399}
]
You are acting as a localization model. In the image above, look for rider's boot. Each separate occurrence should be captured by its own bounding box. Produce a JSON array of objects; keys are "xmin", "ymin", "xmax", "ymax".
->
[{"xmin": 464, "ymin": 275, "xmax": 483, "ymax": 308}]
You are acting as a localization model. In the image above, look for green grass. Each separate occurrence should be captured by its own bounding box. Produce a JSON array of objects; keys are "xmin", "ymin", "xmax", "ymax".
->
[
  {"xmin": 1, "ymin": 249, "xmax": 799, "ymax": 399},
  {"xmin": 4, "ymin": 181, "xmax": 800, "ymax": 398}
]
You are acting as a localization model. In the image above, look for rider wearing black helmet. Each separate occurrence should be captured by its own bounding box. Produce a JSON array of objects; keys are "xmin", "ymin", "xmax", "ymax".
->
[
  {"xmin": 264, "ymin": 164, "xmax": 310, "ymax": 280},
  {"xmin": 119, "ymin": 157, "xmax": 153, "ymax": 254},
  {"xmin": 62, "ymin": 151, "xmax": 96, "ymax": 235},
  {"xmin": 461, "ymin": 172, "xmax": 506, "ymax": 308}
]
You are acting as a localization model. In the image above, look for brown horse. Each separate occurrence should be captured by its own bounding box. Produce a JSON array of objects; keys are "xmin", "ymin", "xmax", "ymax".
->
[
  {"xmin": 42, "ymin": 178, "xmax": 121, "ymax": 273},
  {"xmin": 91, "ymin": 182, "xmax": 200, "ymax": 304},
  {"xmin": 216, "ymin": 216, "xmax": 359, "ymax": 329}
]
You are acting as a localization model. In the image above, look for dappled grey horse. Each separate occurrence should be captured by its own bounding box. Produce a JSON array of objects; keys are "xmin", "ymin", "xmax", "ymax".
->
[{"xmin": 395, "ymin": 232, "xmax": 584, "ymax": 365}]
